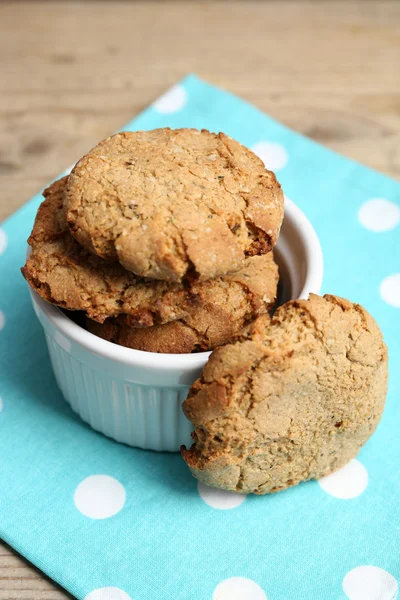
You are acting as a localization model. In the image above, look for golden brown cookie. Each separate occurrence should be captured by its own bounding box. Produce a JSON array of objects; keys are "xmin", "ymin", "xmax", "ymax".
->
[
  {"xmin": 22, "ymin": 178, "xmax": 279, "ymax": 325},
  {"xmin": 64, "ymin": 129, "xmax": 284, "ymax": 281},
  {"xmin": 181, "ymin": 294, "xmax": 388, "ymax": 495},
  {"xmin": 87, "ymin": 319, "xmax": 203, "ymax": 354},
  {"xmin": 86, "ymin": 255, "xmax": 278, "ymax": 354}
]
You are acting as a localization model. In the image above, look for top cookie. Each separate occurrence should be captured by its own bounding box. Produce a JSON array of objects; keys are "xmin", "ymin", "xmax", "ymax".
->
[
  {"xmin": 64, "ymin": 129, "xmax": 284, "ymax": 281},
  {"xmin": 22, "ymin": 177, "xmax": 278, "ymax": 326},
  {"xmin": 182, "ymin": 294, "xmax": 388, "ymax": 495}
]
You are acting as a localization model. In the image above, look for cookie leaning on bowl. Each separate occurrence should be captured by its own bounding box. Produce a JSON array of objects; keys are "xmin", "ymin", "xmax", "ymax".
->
[
  {"xmin": 181, "ymin": 294, "xmax": 388, "ymax": 495},
  {"xmin": 22, "ymin": 177, "xmax": 279, "ymax": 331},
  {"xmin": 64, "ymin": 128, "xmax": 284, "ymax": 281}
]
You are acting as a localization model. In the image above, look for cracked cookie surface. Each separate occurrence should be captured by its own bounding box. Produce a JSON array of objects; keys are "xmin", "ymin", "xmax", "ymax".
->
[
  {"xmin": 182, "ymin": 294, "xmax": 388, "ymax": 495},
  {"xmin": 64, "ymin": 128, "xmax": 284, "ymax": 281},
  {"xmin": 22, "ymin": 177, "xmax": 279, "ymax": 326},
  {"xmin": 86, "ymin": 247, "xmax": 278, "ymax": 354}
]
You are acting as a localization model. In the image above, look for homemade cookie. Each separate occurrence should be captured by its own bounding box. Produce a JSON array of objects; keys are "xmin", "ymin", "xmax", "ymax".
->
[
  {"xmin": 182, "ymin": 294, "xmax": 388, "ymax": 495},
  {"xmin": 22, "ymin": 178, "xmax": 279, "ymax": 325},
  {"xmin": 64, "ymin": 129, "xmax": 284, "ymax": 281},
  {"xmin": 87, "ymin": 256, "xmax": 278, "ymax": 354},
  {"xmin": 87, "ymin": 319, "xmax": 205, "ymax": 354}
]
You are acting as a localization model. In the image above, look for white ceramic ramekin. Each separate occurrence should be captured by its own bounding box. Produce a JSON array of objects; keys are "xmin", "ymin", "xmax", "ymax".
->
[{"xmin": 28, "ymin": 197, "xmax": 323, "ymax": 452}]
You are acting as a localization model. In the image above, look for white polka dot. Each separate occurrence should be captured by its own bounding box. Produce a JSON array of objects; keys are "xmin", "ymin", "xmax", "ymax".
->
[
  {"xmin": 213, "ymin": 577, "xmax": 267, "ymax": 600},
  {"xmin": 358, "ymin": 198, "xmax": 400, "ymax": 232},
  {"xmin": 318, "ymin": 459, "xmax": 368, "ymax": 499},
  {"xmin": 55, "ymin": 330, "xmax": 71, "ymax": 353},
  {"xmin": 343, "ymin": 566, "xmax": 398, "ymax": 600},
  {"xmin": 198, "ymin": 482, "xmax": 246, "ymax": 510},
  {"xmin": 74, "ymin": 475, "xmax": 126, "ymax": 519},
  {"xmin": 380, "ymin": 273, "xmax": 400, "ymax": 308},
  {"xmin": 0, "ymin": 229, "xmax": 7, "ymax": 255},
  {"xmin": 0, "ymin": 311, "xmax": 5, "ymax": 331},
  {"xmin": 84, "ymin": 587, "xmax": 132, "ymax": 600},
  {"xmin": 252, "ymin": 141, "xmax": 288, "ymax": 171},
  {"xmin": 153, "ymin": 84, "xmax": 187, "ymax": 114}
]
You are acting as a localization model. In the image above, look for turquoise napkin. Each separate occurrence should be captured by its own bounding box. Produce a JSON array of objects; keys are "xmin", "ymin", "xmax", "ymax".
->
[{"xmin": 0, "ymin": 75, "xmax": 399, "ymax": 600}]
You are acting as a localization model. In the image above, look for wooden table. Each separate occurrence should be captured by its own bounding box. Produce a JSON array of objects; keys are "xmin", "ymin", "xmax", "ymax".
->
[{"xmin": 1, "ymin": 0, "xmax": 399, "ymax": 597}]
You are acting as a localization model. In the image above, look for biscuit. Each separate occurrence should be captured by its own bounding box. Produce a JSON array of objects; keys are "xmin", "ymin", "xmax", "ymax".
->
[
  {"xmin": 87, "ymin": 318, "xmax": 203, "ymax": 354},
  {"xmin": 22, "ymin": 178, "xmax": 279, "ymax": 325},
  {"xmin": 87, "ymin": 319, "xmax": 203, "ymax": 354},
  {"xmin": 181, "ymin": 294, "xmax": 388, "ymax": 495},
  {"xmin": 86, "ymin": 251, "xmax": 278, "ymax": 354},
  {"xmin": 64, "ymin": 129, "xmax": 284, "ymax": 281}
]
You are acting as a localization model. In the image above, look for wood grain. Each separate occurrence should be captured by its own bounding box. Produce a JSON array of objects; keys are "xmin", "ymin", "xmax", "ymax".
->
[
  {"xmin": 0, "ymin": 0, "xmax": 399, "ymax": 597},
  {"xmin": 0, "ymin": 542, "xmax": 72, "ymax": 600}
]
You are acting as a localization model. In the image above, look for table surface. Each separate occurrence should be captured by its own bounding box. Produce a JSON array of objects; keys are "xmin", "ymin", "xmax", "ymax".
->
[{"xmin": 1, "ymin": 0, "xmax": 399, "ymax": 597}]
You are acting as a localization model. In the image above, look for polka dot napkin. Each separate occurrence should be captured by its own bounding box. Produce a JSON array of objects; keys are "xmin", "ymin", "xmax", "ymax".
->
[{"xmin": 0, "ymin": 75, "xmax": 399, "ymax": 600}]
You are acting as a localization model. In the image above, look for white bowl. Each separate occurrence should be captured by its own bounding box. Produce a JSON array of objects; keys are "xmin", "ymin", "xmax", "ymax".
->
[{"xmin": 29, "ymin": 197, "xmax": 323, "ymax": 451}]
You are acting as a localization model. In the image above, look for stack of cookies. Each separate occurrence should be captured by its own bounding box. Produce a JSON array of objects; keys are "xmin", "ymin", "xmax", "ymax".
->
[{"xmin": 22, "ymin": 128, "xmax": 284, "ymax": 354}]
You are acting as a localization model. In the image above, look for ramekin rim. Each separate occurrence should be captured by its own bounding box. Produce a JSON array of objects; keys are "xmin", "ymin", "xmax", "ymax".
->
[{"xmin": 283, "ymin": 197, "xmax": 324, "ymax": 298}]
